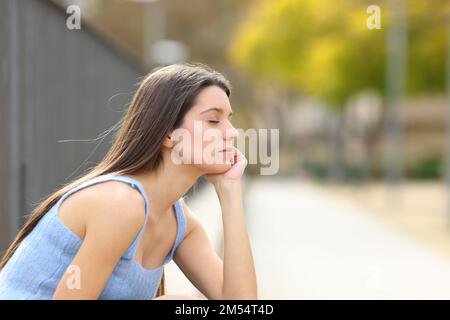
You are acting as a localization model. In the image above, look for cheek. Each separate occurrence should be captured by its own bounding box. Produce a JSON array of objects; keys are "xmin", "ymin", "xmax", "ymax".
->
[
  {"xmin": 179, "ymin": 125, "xmax": 211, "ymax": 163},
  {"xmin": 196, "ymin": 127, "xmax": 223, "ymax": 153},
  {"xmin": 174, "ymin": 121, "xmax": 225, "ymax": 165}
]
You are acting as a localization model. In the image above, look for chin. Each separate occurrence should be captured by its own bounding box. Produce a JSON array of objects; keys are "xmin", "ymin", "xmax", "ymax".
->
[{"xmin": 197, "ymin": 162, "xmax": 232, "ymax": 174}]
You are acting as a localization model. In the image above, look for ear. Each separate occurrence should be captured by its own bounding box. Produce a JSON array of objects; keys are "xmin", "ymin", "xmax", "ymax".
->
[{"xmin": 162, "ymin": 134, "xmax": 174, "ymax": 149}]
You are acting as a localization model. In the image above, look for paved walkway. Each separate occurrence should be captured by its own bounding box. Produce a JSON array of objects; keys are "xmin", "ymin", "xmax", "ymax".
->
[{"xmin": 166, "ymin": 178, "xmax": 450, "ymax": 299}]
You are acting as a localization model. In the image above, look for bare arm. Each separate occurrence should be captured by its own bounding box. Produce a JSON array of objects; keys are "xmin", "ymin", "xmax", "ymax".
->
[
  {"xmin": 153, "ymin": 294, "xmax": 206, "ymax": 300},
  {"xmin": 52, "ymin": 186, "xmax": 145, "ymax": 299},
  {"xmin": 205, "ymin": 147, "xmax": 257, "ymax": 299},
  {"xmin": 173, "ymin": 147, "xmax": 257, "ymax": 300},
  {"xmin": 172, "ymin": 190, "xmax": 257, "ymax": 300},
  {"xmin": 172, "ymin": 201, "xmax": 224, "ymax": 300},
  {"xmin": 215, "ymin": 180, "xmax": 257, "ymax": 300}
]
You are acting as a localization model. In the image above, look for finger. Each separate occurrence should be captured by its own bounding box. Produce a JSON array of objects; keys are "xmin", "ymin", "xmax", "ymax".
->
[{"xmin": 234, "ymin": 148, "xmax": 246, "ymax": 164}]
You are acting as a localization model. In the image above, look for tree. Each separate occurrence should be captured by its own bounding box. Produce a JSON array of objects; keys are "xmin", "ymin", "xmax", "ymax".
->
[
  {"xmin": 228, "ymin": 0, "xmax": 450, "ymax": 180},
  {"xmin": 229, "ymin": 0, "xmax": 449, "ymax": 106}
]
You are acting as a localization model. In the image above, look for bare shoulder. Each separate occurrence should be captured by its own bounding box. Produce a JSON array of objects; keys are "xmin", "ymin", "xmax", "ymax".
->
[
  {"xmin": 52, "ymin": 181, "xmax": 146, "ymax": 299},
  {"xmin": 58, "ymin": 180, "xmax": 146, "ymax": 240},
  {"xmin": 84, "ymin": 180, "xmax": 145, "ymax": 221}
]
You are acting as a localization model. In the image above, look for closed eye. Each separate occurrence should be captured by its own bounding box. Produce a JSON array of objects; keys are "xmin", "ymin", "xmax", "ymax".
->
[{"xmin": 208, "ymin": 120, "xmax": 220, "ymax": 124}]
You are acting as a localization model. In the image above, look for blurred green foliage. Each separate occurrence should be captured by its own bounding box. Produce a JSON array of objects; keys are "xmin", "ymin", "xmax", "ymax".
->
[
  {"xmin": 229, "ymin": 0, "xmax": 450, "ymax": 108},
  {"xmin": 302, "ymin": 154, "xmax": 444, "ymax": 181},
  {"xmin": 409, "ymin": 154, "xmax": 444, "ymax": 179}
]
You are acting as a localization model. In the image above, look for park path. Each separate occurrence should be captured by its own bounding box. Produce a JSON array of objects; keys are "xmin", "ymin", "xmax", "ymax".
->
[{"xmin": 166, "ymin": 177, "xmax": 450, "ymax": 299}]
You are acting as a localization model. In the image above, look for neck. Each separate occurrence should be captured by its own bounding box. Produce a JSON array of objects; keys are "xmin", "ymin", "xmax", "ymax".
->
[{"xmin": 125, "ymin": 157, "xmax": 201, "ymax": 224}]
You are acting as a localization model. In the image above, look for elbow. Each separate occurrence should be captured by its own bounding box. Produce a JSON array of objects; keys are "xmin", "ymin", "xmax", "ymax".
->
[
  {"xmin": 220, "ymin": 276, "xmax": 258, "ymax": 300},
  {"xmin": 222, "ymin": 293, "xmax": 258, "ymax": 300},
  {"xmin": 221, "ymin": 288, "xmax": 258, "ymax": 300}
]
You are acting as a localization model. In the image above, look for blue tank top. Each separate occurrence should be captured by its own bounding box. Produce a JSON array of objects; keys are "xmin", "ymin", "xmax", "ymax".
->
[{"xmin": 0, "ymin": 174, "xmax": 186, "ymax": 300}]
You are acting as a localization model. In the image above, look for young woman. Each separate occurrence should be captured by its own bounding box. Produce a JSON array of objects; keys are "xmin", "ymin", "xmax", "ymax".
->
[{"xmin": 0, "ymin": 63, "xmax": 257, "ymax": 300}]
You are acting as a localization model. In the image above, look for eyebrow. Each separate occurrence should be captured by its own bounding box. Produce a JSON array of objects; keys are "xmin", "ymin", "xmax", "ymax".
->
[{"xmin": 200, "ymin": 107, "xmax": 233, "ymax": 117}]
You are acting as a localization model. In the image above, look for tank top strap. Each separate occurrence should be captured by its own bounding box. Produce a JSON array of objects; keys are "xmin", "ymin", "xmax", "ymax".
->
[
  {"xmin": 55, "ymin": 174, "xmax": 150, "ymax": 260},
  {"xmin": 149, "ymin": 198, "xmax": 187, "ymax": 266},
  {"xmin": 171, "ymin": 199, "xmax": 187, "ymax": 255}
]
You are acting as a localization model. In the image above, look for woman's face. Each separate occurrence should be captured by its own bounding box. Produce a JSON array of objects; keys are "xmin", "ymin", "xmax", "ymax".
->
[{"xmin": 170, "ymin": 85, "xmax": 239, "ymax": 174}]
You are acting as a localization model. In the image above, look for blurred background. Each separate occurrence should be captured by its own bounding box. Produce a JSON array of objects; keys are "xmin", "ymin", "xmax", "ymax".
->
[{"xmin": 2, "ymin": 0, "xmax": 450, "ymax": 299}]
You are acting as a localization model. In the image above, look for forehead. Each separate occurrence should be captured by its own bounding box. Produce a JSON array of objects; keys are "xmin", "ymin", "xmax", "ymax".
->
[{"xmin": 190, "ymin": 86, "xmax": 231, "ymax": 113}]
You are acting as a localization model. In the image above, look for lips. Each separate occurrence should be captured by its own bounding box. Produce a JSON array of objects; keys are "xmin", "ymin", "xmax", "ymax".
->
[{"xmin": 219, "ymin": 147, "xmax": 233, "ymax": 152}]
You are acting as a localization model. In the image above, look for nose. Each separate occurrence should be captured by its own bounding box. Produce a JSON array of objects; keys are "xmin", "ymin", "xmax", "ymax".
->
[{"xmin": 224, "ymin": 121, "xmax": 239, "ymax": 141}]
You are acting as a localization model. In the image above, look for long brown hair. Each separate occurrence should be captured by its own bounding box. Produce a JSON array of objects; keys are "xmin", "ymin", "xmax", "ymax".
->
[{"xmin": 0, "ymin": 62, "xmax": 231, "ymax": 297}]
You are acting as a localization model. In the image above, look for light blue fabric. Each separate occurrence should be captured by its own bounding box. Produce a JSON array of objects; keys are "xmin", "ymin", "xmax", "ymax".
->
[{"xmin": 0, "ymin": 174, "xmax": 186, "ymax": 300}]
